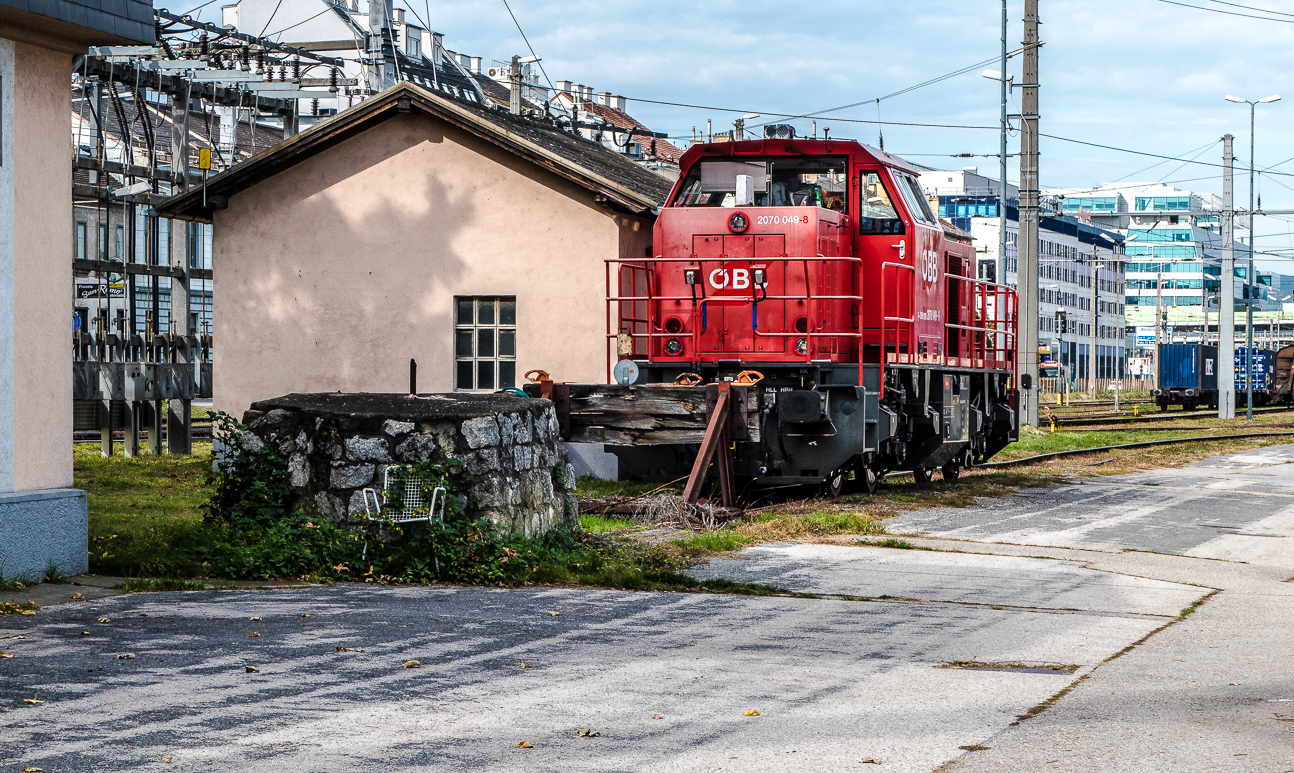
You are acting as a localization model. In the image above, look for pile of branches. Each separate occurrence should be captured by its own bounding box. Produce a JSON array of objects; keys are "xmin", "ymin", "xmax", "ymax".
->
[{"xmin": 579, "ymin": 493, "xmax": 742, "ymax": 529}]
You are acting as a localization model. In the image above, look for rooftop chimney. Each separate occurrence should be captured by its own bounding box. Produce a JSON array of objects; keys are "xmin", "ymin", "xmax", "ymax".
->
[
  {"xmin": 611, "ymin": 95, "xmax": 626, "ymax": 111},
  {"xmin": 468, "ymin": 56, "xmax": 481, "ymax": 74},
  {"xmin": 556, "ymin": 79, "xmax": 573, "ymax": 95},
  {"xmin": 596, "ymin": 90, "xmax": 611, "ymax": 106}
]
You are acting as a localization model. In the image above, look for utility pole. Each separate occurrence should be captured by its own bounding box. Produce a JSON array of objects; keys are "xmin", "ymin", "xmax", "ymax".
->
[
  {"xmin": 997, "ymin": 0, "xmax": 1009, "ymax": 287},
  {"xmin": 1155, "ymin": 268, "xmax": 1163, "ymax": 390},
  {"xmin": 508, "ymin": 55, "xmax": 522, "ymax": 115},
  {"xmin": 1018, "ymin": 0, "xmax": 1041, "ymax": 426},
  {"xmin": 366, "ymin": 0, "xmax": 397, "ymax": 92},
  {"xmin": 1219, "ymin": 134, "xmax": 1235, "ymax": 419},
  {"xmin": 1246, "ymin": 104, "xmax": 1256, "ymax": 419},
  {"xmin": 1089, "ymin": 247, "xmax": 1099, "ymax": 397}
]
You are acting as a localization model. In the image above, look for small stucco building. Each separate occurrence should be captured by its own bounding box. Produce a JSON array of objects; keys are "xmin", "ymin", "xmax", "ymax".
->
[
  {"xmin": 1, "ymin": 0, "xmax": 152, "ymax": 578},
  {"xmin": 159, "ymin": 83, "xmax": 669, "ymax": 434}
]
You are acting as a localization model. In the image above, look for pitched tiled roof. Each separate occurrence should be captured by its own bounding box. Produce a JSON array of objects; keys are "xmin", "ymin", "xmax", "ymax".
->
[{"xmin": 158, "ymin": 81, "xmax": 672, "ymax": 222}]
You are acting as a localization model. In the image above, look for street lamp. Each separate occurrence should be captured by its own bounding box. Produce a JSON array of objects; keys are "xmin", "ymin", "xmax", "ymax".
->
[{"xmin": 1225, "ymin": 93, "xmax": 1280, "ymax": 419}]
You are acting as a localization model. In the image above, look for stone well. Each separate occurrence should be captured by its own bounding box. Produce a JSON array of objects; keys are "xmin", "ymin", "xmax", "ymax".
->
[{"xmin": 240, "ymin": 393, "xmax": 577, "ymax": 536}]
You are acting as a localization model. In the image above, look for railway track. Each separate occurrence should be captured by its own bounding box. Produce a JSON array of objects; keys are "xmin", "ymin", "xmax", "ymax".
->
[
  {"xmin": 980, "ymin": 430, "xmax": 1294, "ymax": 469},
  {"xmin": 1047, "ymin": 404, "xmax": 1292, "ymax": 428}
]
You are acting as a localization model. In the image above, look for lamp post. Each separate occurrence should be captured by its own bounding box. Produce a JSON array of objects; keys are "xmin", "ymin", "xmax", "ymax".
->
[{"xmin": 1225, "ymin": 93, "xmax": 1280, "ymax": 419}]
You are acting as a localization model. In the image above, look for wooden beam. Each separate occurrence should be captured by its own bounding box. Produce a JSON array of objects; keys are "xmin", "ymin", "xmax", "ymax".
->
[{"xmin": 683, "ymin": 385, "xmax": 730, "ymax": 505}]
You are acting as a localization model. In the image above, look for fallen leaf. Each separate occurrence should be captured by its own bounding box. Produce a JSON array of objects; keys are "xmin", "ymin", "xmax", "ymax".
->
[
  {"xmin": 163, "ymin": 758, "xmax": 172, "ymax": 764},
  {"xmin": 249, "ymin": 632, "xmax": 262, "ymax": 637},
  {"xmin": 520, "ymin": 662, "xmax": 534, "ymax": 669},
  {"xmin": 245, "ymin": 666, "xmax": 259, "ymax": 673},
  {"xmin": 138, "ymin": 612, "xmax": 148, "ymax": 617},
  {"xmin": 335, "ymin": 647, "xmax": 365, "ymax": 653},
  {"xmin": 860, "ymin": 758, "xmax": 883, "ymax": 764},
  {"xmin": 80, "ymin": 631, "xmax": 90, "ymax": 636},
  {"xmin": 299, "ymin": 614, "xmax": 311, "ymax": 618},
  {"xmin": 21, "ymin": 610, "xmax": 35, "ymax": 617},
  {"xmin": 0, "ymin": 652, "xmax": 13, "ymax": 659},
  {"xmin": 400, "ymin": 660, "xmax": 421, "ymax": 668},
  {"xmin": 71, "ymin": 593, "xmax": 84, "ymax": 600},
  {"xmin": 514, "ymin": 741, "xmax": 533, "ymax": 748},
  {"xmin": 1229, "ymin": 682, "xmax": 1241, "ymax": 686},
  {"xmin": 116, "ymin": 653, "xmax": 135, "ymax": 660},
  {"xmin": 576, "ymin": 728, "xmax": 600, "ymax": 737},
  {"xmin": 249, "ymin": 617, "xmax": 263, "ymax": 621},
  {"xmin": 651, "ymin": 714, "xmax": 664, "ymax": 719},
  {"xmin": 22, "ymin": 766, "xmax": 42, "ymax": 772},
  {"xmin": 22, "ymin": 699, "xmax": 43, "ymax": 705},
  {"xmin": 97, "ymin": 617, "xmax": 111, "ymax": 623},
  {"xmin": 743, "ymin": 710, "xmax": 761, "ymax": 716},
  {"xmin": 547, "ymin": 611, "xmax": 561, "ymax": 616}
]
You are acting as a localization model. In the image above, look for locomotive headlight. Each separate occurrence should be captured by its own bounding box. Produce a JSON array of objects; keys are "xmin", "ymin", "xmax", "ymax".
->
[
  {"xmin": 728, "ymin": 211, "xmax": 749, "ymax": 233},
  {"xmin": 795, "ymin": 337, "xmax": 808, "ymax": 355},
  {"xmin": 754, "ymin": 268, "xmax": 766, "ymax": 285},
  {"xmin": 684, "ymin": 269, "xmax": 698, "ymax": 285},
  {"xmin": 664, "ymin": 316, "xmax": 684, "ymax": 334},
  {"xmin": 665, "ymin": 338, "xmax": 683, "ymax": 356}
]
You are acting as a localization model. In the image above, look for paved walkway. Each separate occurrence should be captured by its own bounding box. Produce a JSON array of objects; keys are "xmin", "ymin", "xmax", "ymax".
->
[{"xmin": 3, "ymin": 446, "xmax": 1293, "ymax": 771}]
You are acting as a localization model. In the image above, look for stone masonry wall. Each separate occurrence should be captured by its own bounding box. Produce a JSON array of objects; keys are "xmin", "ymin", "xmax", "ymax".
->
[{"xmin": 240, "ymin": 393, "xmax": 577, "ymax": 536}]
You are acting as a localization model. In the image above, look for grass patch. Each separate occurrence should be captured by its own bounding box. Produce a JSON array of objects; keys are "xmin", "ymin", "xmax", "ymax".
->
[
  {"xmin": 0, "ymin": 571, "xmax": 39, "ymax": 592},
  {"xmin": 115, "ymin": 577, "xmax": 207, "ymax": 593},
  {"xmin": 575, "ymin": 475, "xmax": 671, "ymax": 499},
  {"xmin": 855, "ymin": 537, "xmax": 935, "ymax": 551},
  {"xmin": 672, "ymin": 531, "xmax": 754, "ymax": 556},
  {"xmin": 578, "ymin": 514, "xmax": 639, "ymax": 533}
]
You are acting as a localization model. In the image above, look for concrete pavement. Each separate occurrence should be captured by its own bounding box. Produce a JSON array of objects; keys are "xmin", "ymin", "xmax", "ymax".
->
[{"xmin": 4, "ymin": 445, "xmax": 1294, "ymax": 771}]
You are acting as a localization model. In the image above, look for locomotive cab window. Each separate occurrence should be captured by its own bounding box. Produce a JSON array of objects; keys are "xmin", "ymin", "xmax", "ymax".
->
[
  {"xmin": 858, "ymin": 171, "xmax": 904, "ymax": 235},
  {"xmin": 673, "ymin": 156, "xmax": 847, "ymax": 210}
]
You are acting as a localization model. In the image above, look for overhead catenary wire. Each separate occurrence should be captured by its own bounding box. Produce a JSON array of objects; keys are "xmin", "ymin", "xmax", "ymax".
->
[
  {"xmin": 500, "ymin": 0, "xmax": 555, "ymax": 92},
  {"xmin": 1154, "ymin": 0, "xmax": 1294, "ymax": 23}
]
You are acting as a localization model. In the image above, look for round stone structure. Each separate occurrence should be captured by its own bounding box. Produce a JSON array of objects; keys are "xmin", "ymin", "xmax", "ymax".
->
[{"xmin": 241, "ymin": 392, "xmax": 577, "ymax": 536}]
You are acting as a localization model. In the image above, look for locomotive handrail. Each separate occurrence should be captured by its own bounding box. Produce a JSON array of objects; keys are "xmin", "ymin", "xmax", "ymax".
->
[
  {"xmin": 879, "ymin": 261, "xmax": 917, "ymax": 383},
  {"xmin": 607, "ymin": 253, "xmax": 865, "ymax": 371}
]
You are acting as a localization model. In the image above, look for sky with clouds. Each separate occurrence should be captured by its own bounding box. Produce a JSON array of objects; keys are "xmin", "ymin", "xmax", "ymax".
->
[{"xmin": 195, "ymin": 0, "xmax": 1294, "ymax": 269}]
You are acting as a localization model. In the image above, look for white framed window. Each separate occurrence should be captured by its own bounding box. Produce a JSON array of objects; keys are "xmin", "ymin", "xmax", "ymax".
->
[
  {"xmin": 75, "ymin": 221, "xmax": 87, "ymax": 260},
  {"xmin": 455, "ymin": 296, "xmax": 516, "ymax": 391}
]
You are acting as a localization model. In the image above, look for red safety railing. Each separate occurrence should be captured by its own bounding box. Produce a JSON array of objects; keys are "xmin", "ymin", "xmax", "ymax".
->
[
  {"xmin": 943, "ymin": 277, "xmax": 1018, "ymax": 372},
  {"xmin": 606, "ymin": 255, "xmax": 864, "ymax": 381}
]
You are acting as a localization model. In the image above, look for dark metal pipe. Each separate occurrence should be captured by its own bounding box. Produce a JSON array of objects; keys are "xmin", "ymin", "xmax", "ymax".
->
[{"xmin": 409, "ymin": 358, "xmax": 417, "ymax": 396}]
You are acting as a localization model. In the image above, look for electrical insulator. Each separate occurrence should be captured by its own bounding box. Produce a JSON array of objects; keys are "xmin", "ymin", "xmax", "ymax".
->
[
  {"xmin": 256, "ymin": 51, "xmax": 265, "ymax": 74},
  {"xmin": 241, "ymin": 45, "xmax": 250, "ymax": 71},
  {"xmin": 311, "ymin": 99, "xmax": 319, "ymax": 117},
  {"xmin": 154, "ymin": 18, "xmax": 163, "ymax": 44},
  {"xmin": 292, "ymin": 56, "xmax": 301, "ymax": 81},
  {"xmin": 198, "ymin": 32, "xmax": 208, "ymax": 57},
  {"xmin": 329, "ymin": 67, "xmax": 339, "ymax": 93},
  {"xmin": 279, "ymin": 65, "xmax": 287, "ymax": 83}
]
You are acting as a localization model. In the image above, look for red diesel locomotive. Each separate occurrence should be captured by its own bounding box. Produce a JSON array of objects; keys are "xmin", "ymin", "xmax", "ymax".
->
[{"xmin": 608, "ymin": 133, "xmax": 1019, "ymax": 493}]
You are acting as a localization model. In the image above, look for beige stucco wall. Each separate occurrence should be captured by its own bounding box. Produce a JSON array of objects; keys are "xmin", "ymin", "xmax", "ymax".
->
[
  {"xmin": 213, "ymin": 113, "xmax": 652, "ymax": 418},
  {"xmin": 2, "ymin": 40, "xmax": 74, "ymax": 492}
]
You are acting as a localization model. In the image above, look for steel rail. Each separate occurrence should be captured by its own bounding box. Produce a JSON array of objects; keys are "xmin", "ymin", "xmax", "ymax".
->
[{"xmin": 977, "ymin": 431, "xmax": 1294, "ymax": 468}]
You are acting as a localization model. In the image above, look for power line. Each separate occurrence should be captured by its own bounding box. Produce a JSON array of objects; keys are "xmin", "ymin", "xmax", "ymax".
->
[
  {"xmin": 1154, "ymin": 0, "xmax": 1294, "ymax": 23},
  {"xmin": 257, "ymin": 0, "xmax": 286, "ymax": 38},
  {"xmin": 1207, "ymin": 0, "xmax": 1294, "ymax": 18},
  {"xmin": 1040, "ymin": 133, "xmax": 1294, "ymax": 178},
  {"xmin": 500, "ymin": 0, "xmax": 555, "ymax": 92},
  {"xmin": 265, "ymin": 6, "xmax": 334, "ymax": 39}
]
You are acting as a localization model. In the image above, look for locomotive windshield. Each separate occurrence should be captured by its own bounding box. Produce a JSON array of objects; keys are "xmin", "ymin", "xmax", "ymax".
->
[{"xmin": 673, "ymin": 155, "xmax": 848, "ymax": 211}]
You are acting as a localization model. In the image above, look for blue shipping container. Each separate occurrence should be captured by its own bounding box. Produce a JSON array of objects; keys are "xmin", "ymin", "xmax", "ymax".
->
[
  {"xmin": 1234, "ymin": 348, "xmax": 1276, "ymax": 390},
  {"xmin": 1160, "ymin": 343, "xmax": 1220, "ymax": 391}
]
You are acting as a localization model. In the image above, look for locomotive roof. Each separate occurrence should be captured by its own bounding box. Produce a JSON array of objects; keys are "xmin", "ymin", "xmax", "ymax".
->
[{"xmin": 676, "ymin": 138, "xmax": 922, "ymax": 176}]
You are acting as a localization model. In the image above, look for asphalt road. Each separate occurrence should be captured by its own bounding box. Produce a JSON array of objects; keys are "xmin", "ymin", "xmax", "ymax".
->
[{"xmin": 4, "ymin": 445, "xmax": 1294, "ymax": 771}]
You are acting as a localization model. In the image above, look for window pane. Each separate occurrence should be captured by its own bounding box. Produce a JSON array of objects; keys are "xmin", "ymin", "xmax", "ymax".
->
[
  {"xmin": 478, "ymin": 300, "xmax": 495, "ymax": 325},
  {"xmin": 477, "ymin": 330, "xmax": 495, "ymax": 357},
  {"xmin": 499, "ymin": 330, "xmax": 515, "ymax": 357},
  {"xmin": 499, "ymin": 361, "xmax": 515, "ymax": 389},
  {"xmin": 500, "ymin": 299, "xmax": 516, "ymax": 325},
  {"xmin": 455, "ymin": 330, "xmax": 473, "ymax": 357},
  {"xmin": 456, "ymin": 360, "xmax": 474, "ymax": 389},
  {"xmin": 457, "ymin": 299, "xmax": 474, "ymax": 324},
  {"xmin": 477, "ymin": 361, "xmax": 495, "ymax": 390}
]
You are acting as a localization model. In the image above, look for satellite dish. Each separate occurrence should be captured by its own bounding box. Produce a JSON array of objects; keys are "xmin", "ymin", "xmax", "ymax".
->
[{"xmin": 613, "ymin": 359, "xmax": 640, "ymax": 386}]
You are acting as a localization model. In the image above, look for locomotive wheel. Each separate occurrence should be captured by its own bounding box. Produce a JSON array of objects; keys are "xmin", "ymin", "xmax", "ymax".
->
[
  {"xmin": 911, "ymin": 467, "xmax": 933, "ymax": 486},
  {"xmin": 820, "ymin": 469, "xmax": 845, "ymax": 499},
  {"xmin": 941, "ymin": 459, "xmax": 961, "ymax": 480},
  {"xmin": 858, "ymin": 466, "xmax": 879, "ymax": 494}
]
